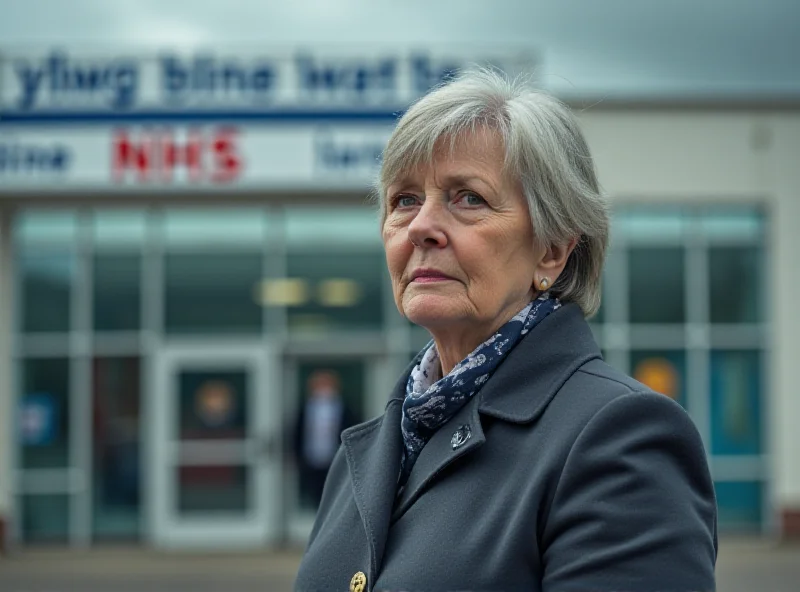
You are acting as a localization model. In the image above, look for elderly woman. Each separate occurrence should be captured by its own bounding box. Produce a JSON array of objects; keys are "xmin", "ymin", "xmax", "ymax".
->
[{"xmin": 295, "ymin": 69, "xmax": 717, "ymax": 591}]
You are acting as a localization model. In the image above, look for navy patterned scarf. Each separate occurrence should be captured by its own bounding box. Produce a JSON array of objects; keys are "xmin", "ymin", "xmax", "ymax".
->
[{"xmin": 399, "ymin": 294, "xmax": 561, "ymax": 486}]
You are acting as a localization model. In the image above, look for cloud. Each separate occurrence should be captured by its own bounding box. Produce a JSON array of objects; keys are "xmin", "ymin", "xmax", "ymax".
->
[{"xmin": 0, "ymin": 0, "xmax": 797, "ymax": 96}]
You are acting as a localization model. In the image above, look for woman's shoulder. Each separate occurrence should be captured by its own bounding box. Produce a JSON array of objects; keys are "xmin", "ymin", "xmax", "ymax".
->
[
  {"xmin": 539, "ymin": 357, "xmax": 698, "ymax": 444},
  {"xmin": 562, "ymin": 357, "xmax": 684, "ymax": 412}
]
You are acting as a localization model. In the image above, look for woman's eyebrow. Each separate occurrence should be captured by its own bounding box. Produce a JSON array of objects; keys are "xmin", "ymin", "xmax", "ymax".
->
[
  {"xmin": 438, "ymin": 173, "xmax": 498, "ymax": 193},
  {"xmin": 387, "ymin": 181, "xmax": 422, "ymax": 194}
]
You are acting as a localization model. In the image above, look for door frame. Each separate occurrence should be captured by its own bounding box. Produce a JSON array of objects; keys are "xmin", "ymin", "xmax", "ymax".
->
[{"xmin": 147, "ymin": 340, "xmax": 282, "ymax": 549}]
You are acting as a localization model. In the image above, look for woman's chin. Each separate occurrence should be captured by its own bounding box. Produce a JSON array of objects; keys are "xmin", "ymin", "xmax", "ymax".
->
[{"xmin": 403, "ymin": 293, "xmax": 466, "ymax": 329}]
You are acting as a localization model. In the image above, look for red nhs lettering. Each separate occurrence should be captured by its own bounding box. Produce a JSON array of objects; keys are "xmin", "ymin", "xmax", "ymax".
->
[{"xmin": 112, "ymin": 128, "xmax": 242, "ymax": 183}]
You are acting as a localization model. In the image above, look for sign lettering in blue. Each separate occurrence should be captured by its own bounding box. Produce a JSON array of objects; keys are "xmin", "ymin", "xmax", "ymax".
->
[
  {"xmin": 315, "ymin": 133, "xmax": 385, "ymax": 171},
  {"xmin": 296, "ymin": 54, "xmax": 397, "ymax": 99},
  {"xmin": 7, "ymin": 50, "xmax": 513, "ymax": 112},
  {"xmin": 14, "ymin": 51, "xmax": 138, "ymax": 109},
  {"xmin": 161, "ymin": 55, "xmax": 277, "ymax": 103},
  {"xmin": 0, "ymin": 142, "xmax": 71, "ymax": 173}
]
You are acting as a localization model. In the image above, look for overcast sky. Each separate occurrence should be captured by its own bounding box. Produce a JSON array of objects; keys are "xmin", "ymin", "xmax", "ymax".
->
[{"xmin": 1, "ymin": 0, "xmax": 798, "ymax": 100}]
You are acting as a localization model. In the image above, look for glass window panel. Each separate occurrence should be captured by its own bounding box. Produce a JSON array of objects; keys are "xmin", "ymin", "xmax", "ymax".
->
[
  {"xmin": 177, "ymin": 465, "xmax": 249, "ymax": 515},
  {"xmin": 285, "ymin": 207, "xmax": 381, "ymax": 247},
  {"xmin": 630, "ymin": 350, "xmax": 687, "ymax": 409},
  {"xmin": 93, "ymin": 253, "xmax": 141, "ymax": 331},
  {"xmin": 164, "ymin": 209, "xmax": 266, "ymax": 246},
  {"xmin": 284, "ymin": 251, "xmax": 384, "ymax": 332},
  {"xmin": 710, "ymin": 351, "xmax": 762, "ymax": 456},
  {"xmin": 92, "ymin": 210, "xmax": 147, "ymax": 247},
  {"xmin": 19, "ymin": 358, "xmax": 70, "ymax": 469},
  {"xmin": 714, "ymin": 480, "xmax": 762, "ymax": 532},
  {"xmin": 179, "ymin": 369, "xmax": 248, "ymax": 441},
  {"xmin": 709, "ymin": 247, "xmax": 762, "ymax": 323},
  {"xmin": 613, "ymin": 208, "xmax": 685, "ymax": 242},
  {"xmin": 92, "ymin": 357, "xmax": 141, "ymax": 541},
  {"xmin": 18, "ymin": 494, "xmax": 70, "ymax": 543},
  {"xmin": 165, "ymin": 252, "xmax": 263, "ymax": 334},
  {"xmin": 701, "ymin": 208, "xmax": 763, "ymax": 241},
  {"xmin": 14, "ymin": 210, "xmax": 78, "ymax": 245},
  {"xmin": 294, "ymin": 361, "xmax": 365, "ymax": 511},
  {"xmin": 629, "ymin": 247, "xmax": 685, "ymax": 323},
  {"xmin": 19, "ymin": 252, "xmax": 73, "ymax": 333}
]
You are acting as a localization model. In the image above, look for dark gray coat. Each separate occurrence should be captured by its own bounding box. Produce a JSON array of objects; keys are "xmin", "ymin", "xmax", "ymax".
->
[{"xmin": 295, "ymin": 304, "xmax": 717, "ymax": 591}]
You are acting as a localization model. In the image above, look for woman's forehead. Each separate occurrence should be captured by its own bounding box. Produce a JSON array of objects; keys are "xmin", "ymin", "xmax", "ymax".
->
[{"xmin": 389, "ymin": 130, "xmax": 507, "ymax": 187}]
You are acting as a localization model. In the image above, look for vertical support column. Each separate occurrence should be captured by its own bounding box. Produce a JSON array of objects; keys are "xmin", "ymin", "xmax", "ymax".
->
[
  {"xmin": 770, "ymin": 117, "xmax": 800, "ymax": 538},
  {"xmin": 0, "ymin": 205, "xmax": 14, "ymax": 553},
  {"xmin": 70, "ymin": 210, "xmax": 92, "ymax": 546}
]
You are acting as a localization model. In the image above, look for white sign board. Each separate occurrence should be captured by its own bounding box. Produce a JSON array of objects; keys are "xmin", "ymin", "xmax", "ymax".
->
[
  {"xmin": 0, "ymin": 48, "xmax": 538, "ymax": 193},
  {"xmin": 0, "ymin": 124, "xmax": 393, "ymax": 191}
]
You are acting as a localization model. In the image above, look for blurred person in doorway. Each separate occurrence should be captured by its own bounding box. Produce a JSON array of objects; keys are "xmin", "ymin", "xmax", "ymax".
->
[
  {"xmin": 294, "ymin": 369, "xmax": 356, "ymax": 509},
  {"xmin": 295, "ymin": 68, "xmax": 717, "ymax": 591}
]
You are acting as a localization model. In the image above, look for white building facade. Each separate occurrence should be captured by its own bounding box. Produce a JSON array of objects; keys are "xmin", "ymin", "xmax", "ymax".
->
[{"xmin": 0, "ymin": 47, "xmax": 798, "ymax": 549}]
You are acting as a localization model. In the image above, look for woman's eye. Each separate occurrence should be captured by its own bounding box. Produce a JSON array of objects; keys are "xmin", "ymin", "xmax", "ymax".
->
[
  {"xmin": 395, "ymin": 195, "xmax": 419, "ymax": 208},
  {"xmin": 456, "ymin": 191, "xmax": 486, "ymax": 206}
]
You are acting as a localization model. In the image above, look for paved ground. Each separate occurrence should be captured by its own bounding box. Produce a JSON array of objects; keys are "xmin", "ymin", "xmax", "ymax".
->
[{"xmin": 0, "ymin": 537, "xmax": 798, "ymax": 591}]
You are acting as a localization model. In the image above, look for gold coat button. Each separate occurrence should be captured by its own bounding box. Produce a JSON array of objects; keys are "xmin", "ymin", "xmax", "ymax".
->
[{"xmin": 350, "ymin": 571, "xmax": 367, "ymax": 592}]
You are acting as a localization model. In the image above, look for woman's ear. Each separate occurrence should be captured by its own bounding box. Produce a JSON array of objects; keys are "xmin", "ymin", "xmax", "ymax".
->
[{"xmin": 535, "ymin": 237, "xmax": 579, "ymax": 286}]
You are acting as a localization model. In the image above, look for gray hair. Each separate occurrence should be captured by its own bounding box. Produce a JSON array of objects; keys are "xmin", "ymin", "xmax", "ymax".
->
[{"xmin": 376, "ymin": 67, "xmax": 609, "ymax": 317}]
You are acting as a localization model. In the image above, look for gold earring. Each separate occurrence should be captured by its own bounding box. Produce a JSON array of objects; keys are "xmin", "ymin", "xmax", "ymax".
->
[{"xmin": 538, "ymin": 277, "xmax": 550, "ymax": 291}]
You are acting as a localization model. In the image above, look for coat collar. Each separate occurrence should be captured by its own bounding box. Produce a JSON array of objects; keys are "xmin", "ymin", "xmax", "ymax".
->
[{"xmin": 477, "ymin": 302, "xmax": 602, "ymax": 423}]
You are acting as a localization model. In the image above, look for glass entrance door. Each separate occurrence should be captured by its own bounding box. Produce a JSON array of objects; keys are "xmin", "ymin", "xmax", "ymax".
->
[{"xmin": 151, "ymin": 344, "xmax": 280, "ymax": 548}]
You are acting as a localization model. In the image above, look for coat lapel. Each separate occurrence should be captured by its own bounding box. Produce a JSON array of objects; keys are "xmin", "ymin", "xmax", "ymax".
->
[
  {"xmin": 342, "ymin": 396, "xmax": 403, "ymax": 582},
  {"xmin": 392, "ymin": 392, "xmax": 486, "ymax": 522},
  {"xmin": 477, "ymin": 303, "xmax": 602, "ymax": 423}
]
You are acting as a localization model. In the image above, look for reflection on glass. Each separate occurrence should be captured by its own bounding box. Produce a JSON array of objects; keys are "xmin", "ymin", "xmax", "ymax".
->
[
  {"xmin": 629, "ymin": 247, "xmax": 685, "ymax": 323},
  {"xmin": 14, "ymin": 210, "xmax": 78, "ymax": 245},
  {"xmin": 709, "ymin": 247, "xmax": 762, "ymax": 323},
  {"xmin": 93, "ymin": 254, "xmax": 141, "ymax": 331},
  {"xmin": 614, "ymin": 208, "xmax": 685, "ymax": 242},
  {"xmin": 630, "ymin": 350, "xmax": 686, "ymax": 408},
  {"xmin": 177, "ymin": 465, "xmax": 249, "ymax": 514},
  {"xmin": 710, "ymin": 351, "xmax": 761, "ymax": 456},
  {"xmin": 19, "ymin": 252, "xmax": 73, "ymax": 333},
  {"xmin": 164, "ymin": 209, "xmax": 266, "ymax": 246},
  {"xmin": 701, "ymin": 208, "xmax": 763, "ymax": 241},
  {"xmin": 714, "ymin": 480, "xmax": 762, "ymax": 532},
  {"xmin": 20, "ymin": 358, "xmax": 70, "ymax": 469},
  {"xmin": 19, "ymin": 494, "xmax": 70, "ymax": 543},
  {"xmin": 92, "ymin": 357, "xmax": 141, "ymax": 540},
  {"xmin": 92, "ymin": 210, "xmax": 147, "ymax": 247},
  {"xmin": 294, "ymin": 362, "xmax": 364, "ymax": 511},
  {"xmin": 257, "ymin": 278, "xmax": 309, "ymax": 307},
  {"xmin": 165, "ymin": 252, "xmax": 263, "ymax": 334},
  {"xmin": 285, "ymin": 207, "xmax": 381, "ymax": 247},
  {"xmin": 178, "ymin": 370, "xmax": 248, "ymax": 441},
  {"xmin": 285, "ymin": 251, "xmax": 384, "ymax": 331}
]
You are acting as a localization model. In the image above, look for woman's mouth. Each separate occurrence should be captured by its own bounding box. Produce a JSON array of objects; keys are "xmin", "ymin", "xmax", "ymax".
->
[{"xmin": 411, "ymin": 268, "xmax": 455, "ymax": 283}]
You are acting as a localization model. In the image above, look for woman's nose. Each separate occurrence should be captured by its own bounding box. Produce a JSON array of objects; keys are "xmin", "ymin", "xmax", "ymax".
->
[{"xmin": 407, "ymin": 199, "xmax": 448, "ymax": 248}]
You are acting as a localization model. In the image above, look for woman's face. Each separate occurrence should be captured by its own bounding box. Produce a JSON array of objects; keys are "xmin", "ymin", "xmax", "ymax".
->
[{"xmin": 382, "ymin": 129, "xmax": 544, "ymax": 341}]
